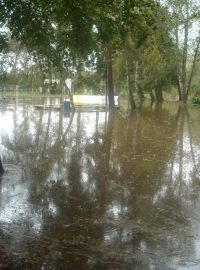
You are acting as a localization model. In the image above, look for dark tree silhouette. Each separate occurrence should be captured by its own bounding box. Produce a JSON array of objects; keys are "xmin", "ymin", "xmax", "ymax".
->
[{"xmin": 0, "ymin": 157, "xmax": 4, "ymax": 174}]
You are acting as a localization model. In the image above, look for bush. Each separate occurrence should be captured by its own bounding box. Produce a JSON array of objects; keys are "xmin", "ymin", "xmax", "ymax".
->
[{"xmin": 192, "ymin": 96, "xmax": 200, "ymax": 106}]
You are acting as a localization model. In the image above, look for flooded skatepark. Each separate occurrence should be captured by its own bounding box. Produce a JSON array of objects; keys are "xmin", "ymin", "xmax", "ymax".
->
[{"xmin": 0, "ymin": 98, "xmax": 200, "ymax": 269}]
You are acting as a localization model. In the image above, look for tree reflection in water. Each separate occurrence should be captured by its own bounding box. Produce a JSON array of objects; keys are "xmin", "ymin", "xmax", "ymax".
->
[{"xmin": 0, "ymin": 100, "xmax": 200, "ymax": 269}]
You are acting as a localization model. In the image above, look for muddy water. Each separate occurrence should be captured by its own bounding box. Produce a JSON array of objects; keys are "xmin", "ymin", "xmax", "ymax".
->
[{"xmin": 0, "ymin": 99, "xmax": 200, "ymax": 269}]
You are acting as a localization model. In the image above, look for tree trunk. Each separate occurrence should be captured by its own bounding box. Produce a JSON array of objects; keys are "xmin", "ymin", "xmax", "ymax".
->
[
  {"xmin": 126, "ymin": 60, "xmax": 136, "ymax": 110},
  {"xmin": 176, "ymin": 74, "xmax": 182, "ymax": 101},
  {"xmin": 175, "ymin": 23, "xmax": 183, "ymax": 102},
  {"xmin": 61, "ymin": 73, "xmax": 75, "ymax": 110},
  {"xmin": 149, "ymin": 89, "xmax": 155, "ymax": 102},
  {"xmin": 68, "ymin": 87, "xmax": 75, "ymax": 111},
  {"xmin": 135, "ymin": 60, "xmax": 144, "ymax": 101},
  {"xmin": 174, "ymin": 12, "xmax": 188, "ymax": 103},
  {"xmin": 105, "ymin": 43, "xmax": 115, "ymax": 109},
  {"xmin": 38, "ymin": 59, "xmax": 47, "ymax": 93},
  {"xmin": 0, "ymin": 157, "xmax": 4, "ymax": 175},
  {"xmin": 155, "ymin": 88, "xmax": 163, "ymax": 102},
  {"xmin": 181, "ymin": 21, "xmax": 189, "ymax": 103},
  {"xmin": 186, "ymin": 35, "xmax": 200, "ymax": 99}
]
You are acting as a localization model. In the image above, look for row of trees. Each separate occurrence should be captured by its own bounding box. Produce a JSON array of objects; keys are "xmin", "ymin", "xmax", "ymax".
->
[{"xmin": 0, "ymin": 0, "xmax": 200, "ymax": 108}]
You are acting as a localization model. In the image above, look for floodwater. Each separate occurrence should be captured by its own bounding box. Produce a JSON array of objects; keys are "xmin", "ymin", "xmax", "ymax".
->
[{"xmin": 0, "ymin": 98, "xmax": 200, "ymax": 269}]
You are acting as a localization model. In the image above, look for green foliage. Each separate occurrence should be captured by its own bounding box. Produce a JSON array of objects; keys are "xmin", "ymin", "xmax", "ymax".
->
[
  {"xmin": 141, "ymin": 44, "xmax": 177, "ymax": 91},
  {"xmin": 192, "ymin": 96, "xmax": 200, "ymax": 106},
  {"xmin": 0, "ymin": 0, "xmax": 158, "ymax": 62},
  {"xmin": 189, "ymin": 55, "xmax": 200, "ymax": 93},
  {"xmin": 140, "ymin": 4, "xmax": 178, "ymax": 94},
  {"xmin": 0, "ymin": 0, "xmax": 182, "ymax": 102}
]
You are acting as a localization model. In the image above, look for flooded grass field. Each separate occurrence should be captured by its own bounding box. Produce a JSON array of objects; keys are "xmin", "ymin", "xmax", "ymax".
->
[{"xmin": 0, "ymin": 98, "xmax": 200, "ymax": 269}]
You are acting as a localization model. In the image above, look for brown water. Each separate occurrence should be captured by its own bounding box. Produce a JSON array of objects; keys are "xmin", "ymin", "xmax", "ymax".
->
[{"xmin": 0, "ymin": 98, "xmax": 200, "ymax": 269}]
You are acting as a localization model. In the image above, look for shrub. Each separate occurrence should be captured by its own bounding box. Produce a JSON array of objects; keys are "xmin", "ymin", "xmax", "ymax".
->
[{"xmin": 192, "ymin": 96, "xmax": 200, "ymax": 106}]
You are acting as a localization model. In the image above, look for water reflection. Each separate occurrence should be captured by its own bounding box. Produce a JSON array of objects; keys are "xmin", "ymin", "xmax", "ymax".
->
[{"xmin": 0, "ymin": 100, "xmax": 200, "ymax": 269}]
